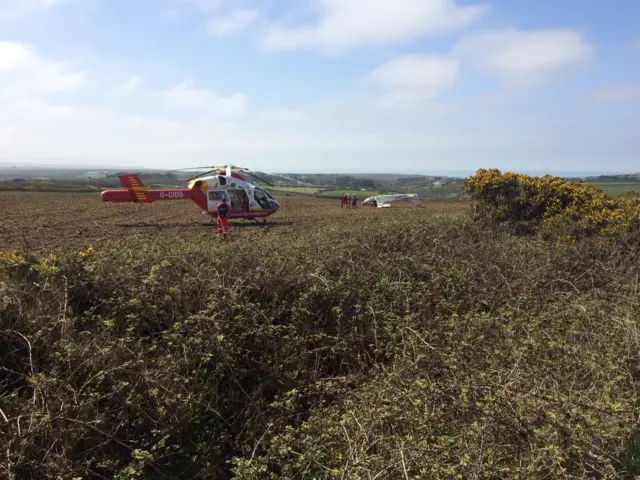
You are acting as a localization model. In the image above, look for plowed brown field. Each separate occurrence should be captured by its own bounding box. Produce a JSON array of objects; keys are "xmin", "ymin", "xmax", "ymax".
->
[{"xmin": 0, "ymin": 191, "xmax": 468, "ymax": 252}]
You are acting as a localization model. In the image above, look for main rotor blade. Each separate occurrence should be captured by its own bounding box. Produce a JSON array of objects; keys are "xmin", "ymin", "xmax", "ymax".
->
[
  {"xmin": 267, "ymin": 172, "xmax": 314, "ymax": 186},
  {"xmin": 238, "ymin": 169, "xmax": 275, "ymax": 187},
  {"xmin": 240, "ymin": 169, "xmax": 316, "ymax": 187},
  {"xmin": 162, "ymin": 166, "xmax": 222, "ymax": 173},
  {"xmin": 186, "ymin": 168, "xmax": 220, "ymax": 183},
  {"xmin": 156, "ymin": 165, "xmax": 298, "ymax": 188}
]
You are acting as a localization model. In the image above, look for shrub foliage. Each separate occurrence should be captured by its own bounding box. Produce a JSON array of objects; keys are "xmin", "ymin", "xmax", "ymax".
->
[
  {"xmin": 2, "ymin": 210, "xmax": 640, "ymax": 479},
  {"xmin": 464, "ymin": 168, "xmax": 640, "ymax": 238}
]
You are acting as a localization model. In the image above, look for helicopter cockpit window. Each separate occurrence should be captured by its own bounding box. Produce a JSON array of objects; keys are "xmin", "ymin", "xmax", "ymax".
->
[
  {"xmin": 254, "ymin": 188, "xmax": 272, "ymax": 209},
  {"xmin": 209, "ymin": 191, "xmax": 227, "ymax": 202}
]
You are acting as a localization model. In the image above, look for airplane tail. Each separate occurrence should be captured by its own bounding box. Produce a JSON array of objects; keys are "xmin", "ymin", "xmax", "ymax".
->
[{"xmin": 118, "ymin": 174, "xmax": 150, "ymax": 203}]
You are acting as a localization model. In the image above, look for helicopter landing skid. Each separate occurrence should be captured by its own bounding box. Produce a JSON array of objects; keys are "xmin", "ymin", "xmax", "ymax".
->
[{"xmin": 245, "ymin": 217, "xmax": 267, "ymax": 225}]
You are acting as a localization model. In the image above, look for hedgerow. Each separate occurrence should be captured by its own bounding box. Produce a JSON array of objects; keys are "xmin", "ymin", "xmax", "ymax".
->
[
  {"xmin": 2, "ymin": 212, "xmax": 640, "ymax": 479},
  {"xmin": 464, "ymin": 168, "xmax": 640, "ymax": 239}
]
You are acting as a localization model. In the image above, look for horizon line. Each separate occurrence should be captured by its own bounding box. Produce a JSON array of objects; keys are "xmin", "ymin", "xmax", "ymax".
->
[{"xmin": 0, "ymin": 163, "xmax": 635, "ymax": 178}]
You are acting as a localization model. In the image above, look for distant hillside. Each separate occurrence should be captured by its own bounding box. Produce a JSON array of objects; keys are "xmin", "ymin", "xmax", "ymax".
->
[
  {"xmin": 7, "ymin": 167, "xmax": 640, "ymax": 198},
  {"xmin": 582, "ymin": 174, "xmax": 640, "ymax": 182}
]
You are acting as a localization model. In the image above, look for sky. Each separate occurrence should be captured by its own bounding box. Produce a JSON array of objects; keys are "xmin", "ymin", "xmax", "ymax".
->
[{"xmin": 0, "ymin": 0, "xmax": 638, "ymax": 174}]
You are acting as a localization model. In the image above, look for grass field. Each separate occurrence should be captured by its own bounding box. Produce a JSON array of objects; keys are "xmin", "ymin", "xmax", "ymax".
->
[
  {"xmin": 589, "ymin": 181, "xmax": 640, "ymax": 196},
  {"xmin": 318, "ymin": 188, "xmax": 382, "ymax": 197},
  {"xmin": 2, "ymin": 191, "xmax": 640, "ymax": 479},
  {"xmin": 0, "ymin": 191, "xmax": 458, "ymax": 252},
  {"xmin": 411, "ymin": 185, "xmax": 462, "ymax": 200}
]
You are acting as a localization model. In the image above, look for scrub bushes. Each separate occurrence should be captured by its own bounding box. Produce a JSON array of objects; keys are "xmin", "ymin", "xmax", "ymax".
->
[
  {"xmin": 464, "ymin": 168, "xmax": 640, "ymax": 239},
  {"xmin": 2, "ymin": 210, "xmax": 640, "ymax": 479}
]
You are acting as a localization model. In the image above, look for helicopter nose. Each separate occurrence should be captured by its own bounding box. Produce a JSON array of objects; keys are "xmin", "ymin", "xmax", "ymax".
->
[{"xmin": 270, "ymin": 199, "xmax": 280, "ymax": 211}]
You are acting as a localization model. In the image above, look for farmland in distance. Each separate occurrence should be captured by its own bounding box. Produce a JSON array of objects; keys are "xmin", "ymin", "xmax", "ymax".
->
[{"xmin": 590, "ymin": 181, "xmax": 640, "ymax": 196}]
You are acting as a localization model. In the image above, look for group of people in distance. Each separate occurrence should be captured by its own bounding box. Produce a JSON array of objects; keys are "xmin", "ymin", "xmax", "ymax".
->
[{"xmin": 341, "ymin": 193, "xmax": 358, "ymax": 209}]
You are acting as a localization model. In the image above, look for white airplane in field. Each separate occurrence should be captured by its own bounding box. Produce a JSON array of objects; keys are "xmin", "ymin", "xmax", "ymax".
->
[{"xmin": 362, "ymin": 193, "xmax": 421, "ymax": 208}]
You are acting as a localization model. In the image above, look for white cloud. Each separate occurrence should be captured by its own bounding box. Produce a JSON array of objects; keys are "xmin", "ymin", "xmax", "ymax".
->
[
  {"xmin": 370, "ymin": 55, "xmax": 458, "ymax": 110},
  {"xmin": 161, "ymin": 81, "xmax": 246, "ymax": 117},
  {"xmin": 207, "ymin": 9, "xmax": 259, "ymax": 37},
  {"xmin": 0, "ymin": 0, "xmax": 65, "ymax": 19},
  {"xmin": 36, "ymin": 64, "xmax": 86, "ymax": 92},
  {"xmin": 0, "ymin": 42, "xmax": 38, "ymax": 71},
  {"xmin": 0, "ymin": 41, "xmax": 87, "ymax": 94},
  {"xmin": 453, "ymin": 28, "xmax": 593, "ymax": 86},
  {"xmin": 263, "ymin": 0, "xmax": 486, "ymax": 52},
  {"xmin": 114, "ymin": 77, "xmax": 141, "ymax": 96},
  {"xmin": 0, "ymin": 85, "xmax": 247, "ymax": 165},
  {"xmin": 588, "ymin": 84, "xmax": 640, "ymax": 105},
  {"xmin": 370, "ymin": 55, "xmax": 458, "ymax": 94}
]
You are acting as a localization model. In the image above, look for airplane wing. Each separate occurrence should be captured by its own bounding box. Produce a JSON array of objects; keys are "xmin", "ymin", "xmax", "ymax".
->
[
  {"xmin": 375, "ymin": 194, "xmax": 420, "ymax": 206},
  {"xmin": 363, "ymin": 193, "xmax": 421, "ymax": 207}
]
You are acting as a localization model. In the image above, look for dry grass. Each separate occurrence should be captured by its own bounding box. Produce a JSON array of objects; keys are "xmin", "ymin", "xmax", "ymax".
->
[
  {"xmin": 0, "ymin": 192, "xmax": 466, "ymax": 252},
  {"xmin": 1, "ymin": 192, "xmax": 639, "ymax": 479}
]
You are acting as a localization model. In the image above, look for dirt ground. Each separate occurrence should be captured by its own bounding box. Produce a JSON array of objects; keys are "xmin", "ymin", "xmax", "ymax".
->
[{"xmin": 0, "ymin": 191, "xmax": 468, "ymax": 253}]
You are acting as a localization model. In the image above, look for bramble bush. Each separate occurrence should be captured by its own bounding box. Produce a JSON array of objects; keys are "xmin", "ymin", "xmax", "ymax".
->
[
  {"xmin": 3, "ymin": 210, "xmax": 640, "ymax": 479},
  {"xmin": 464, "ymin": 168, "xmax": 640, "ymax": 239}
]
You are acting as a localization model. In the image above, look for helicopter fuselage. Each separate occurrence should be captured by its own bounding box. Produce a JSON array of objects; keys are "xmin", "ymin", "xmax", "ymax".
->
[
  {"xmin": 101, "ymin": 173, "xmax": 280, "ymax": 220},
  {"xmin": 190, "ymin": 174, "xmax": 280, "ymax": 219}
]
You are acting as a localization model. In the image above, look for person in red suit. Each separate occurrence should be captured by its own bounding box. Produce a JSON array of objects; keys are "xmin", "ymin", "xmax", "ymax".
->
[{"xmin": 216, "ymin": 198, "xmax": 231, "ymax": 238}]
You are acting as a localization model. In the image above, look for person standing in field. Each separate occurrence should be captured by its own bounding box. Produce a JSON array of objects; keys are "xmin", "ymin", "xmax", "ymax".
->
[
  {"xmin": 216, "ymin": 197, "xmax": 231, "ymax": 238},
  {"xmin": 352, "ymin": 194, "xmax": 357, "ymax": 209}
]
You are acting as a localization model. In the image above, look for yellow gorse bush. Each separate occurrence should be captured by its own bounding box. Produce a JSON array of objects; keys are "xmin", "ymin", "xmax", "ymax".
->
[
  {"xmin": 0, "ymin": 251, "xmax": 25, "ymax": 263},
  {"xmin": 79, "ymin": 246, "xmax": 94, "ymax": 258},
  {"xmin": 464, "ymin": 168, "xmax": 640, "ymax": 237}
]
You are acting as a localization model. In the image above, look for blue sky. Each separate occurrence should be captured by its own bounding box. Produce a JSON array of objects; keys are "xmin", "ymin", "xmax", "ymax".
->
[{"xmin": 0, "ymin": 0, "xmax": 638, "ymax": 174}]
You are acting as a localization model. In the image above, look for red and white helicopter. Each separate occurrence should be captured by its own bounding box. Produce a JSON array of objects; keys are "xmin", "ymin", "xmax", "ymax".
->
[{"xmin": 101, "ymin": 165, "xmax": 281, "ymax": 221}]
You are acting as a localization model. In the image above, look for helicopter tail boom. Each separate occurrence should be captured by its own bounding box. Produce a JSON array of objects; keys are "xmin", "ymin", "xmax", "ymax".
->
[
  {"xmin": 101, "ymin": 187, "xmax": 198, "ymax": 203},
  {"xmin": 101, "ymin": 174, "xmax": 207, "ymax": 209}
]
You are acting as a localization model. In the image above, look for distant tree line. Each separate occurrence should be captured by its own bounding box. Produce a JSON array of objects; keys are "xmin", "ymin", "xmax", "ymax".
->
[
  {"xmin": 333, "ymin": 175, "xmax": 376, "ymax": 190},
  {"xmin": 592, "ymin": 175, "xmax": 639, "ymax": 182}
]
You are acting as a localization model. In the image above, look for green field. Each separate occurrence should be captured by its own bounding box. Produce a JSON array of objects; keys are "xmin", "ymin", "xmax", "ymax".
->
[
  {"xmin": 589, "ymin": 181, "xmax": 640, "ymax": 196},
  {"xmin": 264, "ymin": 185, "xmax": 321, "ymax": 195}
]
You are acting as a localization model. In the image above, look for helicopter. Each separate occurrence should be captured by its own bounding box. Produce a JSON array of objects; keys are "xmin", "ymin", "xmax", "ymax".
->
[
  {"xmin": 101, "ymin": 165, "xmax": 281, "ymax": 221},
  {"xmin": 362, "ymin": 193, "xmax": 421, "ymax": 208}
]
